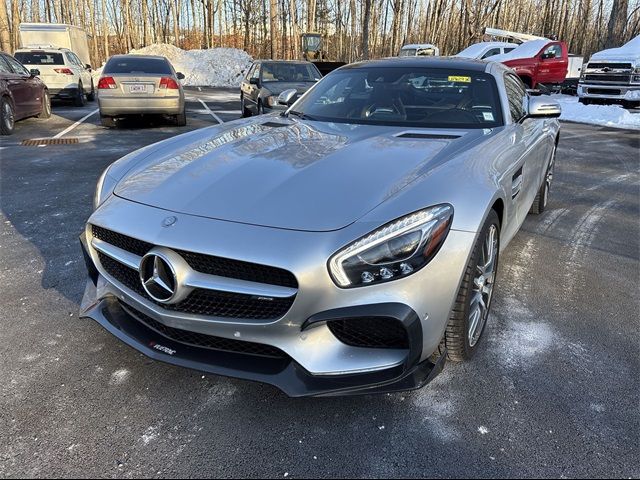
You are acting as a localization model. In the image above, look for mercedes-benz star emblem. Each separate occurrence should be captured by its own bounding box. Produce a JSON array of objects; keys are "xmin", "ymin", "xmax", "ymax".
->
[
  {"xmin": 162, "ymin": 216, "xmax": 177, "ymax": 227},
  {"xmin": 139, "ymin": 253, "xmax": 177, "ymax": 302}
]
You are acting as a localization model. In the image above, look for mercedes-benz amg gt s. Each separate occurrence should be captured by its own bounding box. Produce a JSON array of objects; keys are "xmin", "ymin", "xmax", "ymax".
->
[{"xmin": 80, "ymin": 58, "xmax": 561, "ymax": 396}]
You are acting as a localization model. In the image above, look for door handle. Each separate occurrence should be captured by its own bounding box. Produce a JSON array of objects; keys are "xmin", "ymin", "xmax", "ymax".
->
[{"xmin": 512, "ymin": 167, "xmax": 524, "ymax": 199}]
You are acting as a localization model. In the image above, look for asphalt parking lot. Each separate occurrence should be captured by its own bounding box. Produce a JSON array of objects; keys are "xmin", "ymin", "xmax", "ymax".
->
[{"xmin": 1, "ymin": 88, "xmax": 638, "ymax": 478}]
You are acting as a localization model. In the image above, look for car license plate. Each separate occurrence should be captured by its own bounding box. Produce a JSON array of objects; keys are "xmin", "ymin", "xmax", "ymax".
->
[{"xmin": 129, "ymin": 84, "xmax": 147, "ymax": 93}]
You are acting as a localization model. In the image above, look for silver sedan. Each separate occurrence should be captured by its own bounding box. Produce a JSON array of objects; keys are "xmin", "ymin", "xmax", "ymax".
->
[
  {"xmin": 97, "ymin": 54, "xmax": 186, "ymax": 127},
  {"xmin": 80, "ymin": 57, "xmax": 561, "ymax": 396}
]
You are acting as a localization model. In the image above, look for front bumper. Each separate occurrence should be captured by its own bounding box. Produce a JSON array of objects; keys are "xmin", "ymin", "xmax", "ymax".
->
[
  {"xmin": 98, "ymin": 95, "xmax": 183, "ymax": 116},
  {"xmin": 578, "ymin": 83, "xmax": 640, "ymax": 102},
  {"xmin": 81, "ymin": 279, "xmax": 445, "ymax": 397},
  {"xmin": 79, "ymin": 197, "xmax": 473, "ymax": 396}
]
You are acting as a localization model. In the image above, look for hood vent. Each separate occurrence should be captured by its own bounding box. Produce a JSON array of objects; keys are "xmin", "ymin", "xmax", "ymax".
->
[
  {"xmin": 395, "ymin": 132, "xmax": 461, "ymax": 140},
  {"xmin": 262, "ymin": 121, "xmax": 289, "ymax": 128}
]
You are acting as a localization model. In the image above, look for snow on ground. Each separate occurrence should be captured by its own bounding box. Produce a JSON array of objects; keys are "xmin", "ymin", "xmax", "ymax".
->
[
  {"xmin": 94, "ymin": 43, "xmax": 252, "ymax": 87},
  {"xmin": 552, "ymin": 94, "xmax": 640, "ymax": 130}
]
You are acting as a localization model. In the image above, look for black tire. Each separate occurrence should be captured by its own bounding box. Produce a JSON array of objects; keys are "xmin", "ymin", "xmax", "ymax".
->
[
  {"xmin": 579, "ymin": 98, "xmax": 592, "ymax": 105},
  {"xmin": 175, "ymin": 108, "xmax": 187, "ymax": 126},
  {"xmin": 37, "ymin": 90, "xmax": 51, "ymax": 119},
  {"xmin": 440, "ymin": 210, "xmax": 501, "ymax": 362},
  {"xmin": 86, "ymin": 81, "xmax": 95, "ymax": 101},
  {"xmin": 74, "ymin": 83, "xmax": 86, "ymax": 107},
  {"xmin": 241, "ymin": 95, "xmax": 251, "ymax": 117},
  {"xmin": 257, "ymin": 99, "xmax": 265, "ymax": 115},
  {"xmin": 529, "ymin": 145, "xmax": 556, "ymax": 215},
  {"xmin": 100, "ymin": 115, "xmax": 116, "ymax": 128},
  {"xmin": 0, "ymin": 96, "xmax": 15, "ymax": 135}
]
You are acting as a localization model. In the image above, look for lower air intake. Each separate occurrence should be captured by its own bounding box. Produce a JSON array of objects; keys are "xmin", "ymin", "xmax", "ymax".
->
[{"xmin": 327, "ymin": 317, "xmax": 409, "ymax": 349}]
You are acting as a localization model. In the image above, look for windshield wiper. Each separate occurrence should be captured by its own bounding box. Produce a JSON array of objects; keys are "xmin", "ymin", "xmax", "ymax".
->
[{"xmin": 286, "ymin": 110, "xmax": 317, "ymax": 121}]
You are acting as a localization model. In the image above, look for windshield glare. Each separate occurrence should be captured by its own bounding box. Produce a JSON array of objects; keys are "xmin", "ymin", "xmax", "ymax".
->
[
  {"xmin": 262, "ymin": 63, "xmax": 320, "ymax": 82},
  {"xmin": 291, "ymin": 67, "xmax": 504, "ymax": 129}
]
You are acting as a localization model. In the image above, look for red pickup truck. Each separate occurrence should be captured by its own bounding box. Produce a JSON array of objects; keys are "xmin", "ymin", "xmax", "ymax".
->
[{"xmin": 492, "ymin": 39, "xmax": 569, "ymax": 89}]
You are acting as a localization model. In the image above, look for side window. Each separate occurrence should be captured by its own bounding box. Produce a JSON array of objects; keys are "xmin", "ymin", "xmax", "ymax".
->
[
  {"xmin": 0, "ymin": 56, "xmax": 13, "ymax": 74},
  {"xmin": 4, "ymin": 55, "xmax": 29, "ymax": 75},
  {"xmin": 251, "ymin": 64, "xmax": 260, "ymax": 80},
  {"xmin": 481, "ymin": 48, "xmax": 501, "ymax": 59},
  {"xmin": 504, "ymin": 47, "xmax": 516, "ymax": 54},
  {"xmin": 542, "ymin": 44, "xmax": 562, "ymax": 59},
  {"xmin": 65, "ymin": 53, "xmax": 76, "ymax": 66},
  {"xmin": 72, "ymin": 53, "xmax": 84, "ymax": 66},
  {"xmin": 504, "ymin": 74, "xmax": 527, "ymax": 122},
  {"xmin": 245, "ymin": 63, "xmax": 256, "ymax": 80}
]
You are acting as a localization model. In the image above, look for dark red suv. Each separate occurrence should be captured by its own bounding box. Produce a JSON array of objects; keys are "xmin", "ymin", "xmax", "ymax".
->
[{"xmin": 0, "ymin": 52, "xmax": 51, "ymax": 135}]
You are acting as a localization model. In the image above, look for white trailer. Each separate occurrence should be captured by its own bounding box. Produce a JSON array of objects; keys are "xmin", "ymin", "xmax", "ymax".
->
[{"xmin": 18, "ymin": 23, "xmax": 91, "ymax": 67}]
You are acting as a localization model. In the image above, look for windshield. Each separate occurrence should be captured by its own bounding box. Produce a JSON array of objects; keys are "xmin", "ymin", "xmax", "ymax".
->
[
  {"xmin": 261, "ymin": 62, "xmax": 320, "ymax": 82},
  {"xmin": 303, "ymin": 35, "xmax": 322, "ymax": 51},
  {"xmin": 290, "ymin": 67, "xmax": 504, "ymax": 129},
  {"xmin": 399, "ymin": 49, "xmax": 417, "ymax": 57},
  {"xmin": 104, "ymin": 57, "xmax": 172, "ymax": 74},
  {"xmin": 15, "ymin": 52, "xmax": 64, "ymax": 65}
]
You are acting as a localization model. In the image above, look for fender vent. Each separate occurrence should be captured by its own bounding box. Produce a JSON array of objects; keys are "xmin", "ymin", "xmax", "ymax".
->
[
  {"xmin": 21, "ymin": 138, "xmax": 79, "ymax": 146},
  {"xmin": 262, "ymin": 122, "xmax": 288, "ymax": 128}
]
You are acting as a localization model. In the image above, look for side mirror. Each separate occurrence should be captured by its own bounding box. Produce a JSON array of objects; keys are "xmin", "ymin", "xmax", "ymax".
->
[
  {"xmin": 29, "ymin": 68, "xmax": 40, "ymax": 77},
  {"xmin": 527, "ymin": 96, "xmax": 561, "ymax": 118},
  {"xmin": 277, "ymin": 88, "xmax": 297, "ymax": 106},
  {"xmin": 176, "ymin": 72, "xmax": 185, "ymax": 80},
  {"xmin": 85, "ymin": 64, "xmax": 92, "ymax": 70},
  {"xmin": 249, "ymin": 77, "xmax": 260, "ymax": 86}
]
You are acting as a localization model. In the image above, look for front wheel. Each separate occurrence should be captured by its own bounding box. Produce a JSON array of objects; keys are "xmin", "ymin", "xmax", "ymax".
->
[
  {"xmin": 175, "ymin": 108, "xmax": 187, "ymax": 126},
  {"xmin": 0, "ymin": 97, "xmax": 15, "ymax": 135},
  {"xmin": 440, "ymin": 210, "xmax": 500, "ymax": 361},
  {"xmin": 86, "ymin": 81, "xmax": 95, "ymax": 101},
  {"xmin": 241, "ymin": 95, "xmax": 251, "ymax": 117},
  {"xmin": 37, "ymin": 90, "xmax": 51, "ymax": 119},
  {"xmin": 74, "ymin": 82, "xmax": 86, "ymax": 107}
]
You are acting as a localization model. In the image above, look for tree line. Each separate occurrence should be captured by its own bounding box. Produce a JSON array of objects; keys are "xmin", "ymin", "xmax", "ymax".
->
[{"xmin": 1, "ymin": 0, "xmax": 638, "ymax": 67}]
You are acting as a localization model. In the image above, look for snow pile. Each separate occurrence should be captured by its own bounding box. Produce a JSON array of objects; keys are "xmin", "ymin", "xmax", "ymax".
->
[
  {"xmin": 591, "ymin": 35, "xmax": 640, "ymax": 61},
  {"xmin": 491, "ymin": 39, "xmax": 549, "ymax": 62},
  {"xmin": 552, "ymin": 94, "xmax": 640, "ymax": 130},
  {"xmin": 129, "ymin": 44, "xmax": 252, "ymax": 86}
]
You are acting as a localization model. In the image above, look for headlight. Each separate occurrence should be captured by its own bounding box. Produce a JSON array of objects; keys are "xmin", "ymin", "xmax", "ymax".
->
[
  {"xmin": 93, "ymin": 167, "xmax": 118, "ymax": 210},
  {"xmin": 328, "ymin": 205, "xmax": 453, "ymax": 288}
]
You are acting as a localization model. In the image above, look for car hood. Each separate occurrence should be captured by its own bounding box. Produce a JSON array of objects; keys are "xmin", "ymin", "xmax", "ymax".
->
[
  {"xmin": 114, "ymin": 118, "xmax": 478, "ymax": 232},
  {"xmin": 263, "ymin": 81, "xmax": 316, "ymax": 95}
]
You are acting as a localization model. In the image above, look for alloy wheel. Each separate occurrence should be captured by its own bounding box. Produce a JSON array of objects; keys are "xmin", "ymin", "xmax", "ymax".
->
[
  {"xmin": 3, "ymin": 102, "xmax": 14, "ymax": 130},
  {"xmin": 468, "ymin": 224, "xmax": 498, "ymax": 347}
]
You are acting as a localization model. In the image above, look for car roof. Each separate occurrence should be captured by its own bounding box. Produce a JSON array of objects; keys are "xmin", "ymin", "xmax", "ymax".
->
[
  {"xmin": 108, "ymin": 54, "xmax": 169, "ymax": 61},
  {"xmin": 341, "ymin": 56, "xmax": 491, "ymax": 71},
  {"xmin": 255, "ymin": 60, "xmax": 314, "ymax": 64},
  {"xmin": 401, "ymin": 44, "xmax": 438, "ymax": 49}
]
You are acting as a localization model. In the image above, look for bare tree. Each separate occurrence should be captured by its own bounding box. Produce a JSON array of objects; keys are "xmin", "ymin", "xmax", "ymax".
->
[{"xmin": 606, "ymin": 0, "xmax": 629, "ymax": 47}]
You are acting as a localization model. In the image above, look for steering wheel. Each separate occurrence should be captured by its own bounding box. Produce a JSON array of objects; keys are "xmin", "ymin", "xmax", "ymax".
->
[{"xmin": 362, "ymin": 100, "xmax": 407, "ymax": 119}]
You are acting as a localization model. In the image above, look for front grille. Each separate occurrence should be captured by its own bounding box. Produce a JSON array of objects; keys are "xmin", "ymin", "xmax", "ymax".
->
[
  {"xmin": 587, "ymin": 62, "xmax": 632, "ymax": 70},
  {"xmin": 91, "ymin": 225, "xmax": 297, "ymax": 288},
  {"xmin": 327, "ymin": 317, "xmax": 409, "ymax": 349},
  {"xmin": 120, "ymin": 301, "xmax": 287, "ymax": 358},
  {"xmin": 584, "ymin": 74, "xmax": 631, "ymax": 84},
  {"xmin": 97, "ymin": 252, "xmax": 295, "ymax": 319},
  {"xmin": 587, "ymin": 87, "xmax": 622, "ymax": 95}
]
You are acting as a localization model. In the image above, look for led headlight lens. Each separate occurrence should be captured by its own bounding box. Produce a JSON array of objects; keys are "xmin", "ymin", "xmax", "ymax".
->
[{"xmin": 329, "ymin": 204, "xmax": 453, "ymax": 287}]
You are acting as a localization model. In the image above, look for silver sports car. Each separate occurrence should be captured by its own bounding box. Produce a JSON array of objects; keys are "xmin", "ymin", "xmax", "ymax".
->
[{"xmin": 80, "ymin": 57, "xmax": 561, "ymax": 396}]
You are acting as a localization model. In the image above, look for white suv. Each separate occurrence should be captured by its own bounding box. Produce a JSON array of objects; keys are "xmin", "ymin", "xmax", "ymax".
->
[{"xmin": 14, "ymin": 47, "xmax": 94, "ymax": 106}]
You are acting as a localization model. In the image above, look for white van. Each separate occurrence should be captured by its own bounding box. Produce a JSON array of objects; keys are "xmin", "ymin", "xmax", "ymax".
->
[{"xmin": 15, "ymin": 24, "xmax": 94, "ymax": 106}]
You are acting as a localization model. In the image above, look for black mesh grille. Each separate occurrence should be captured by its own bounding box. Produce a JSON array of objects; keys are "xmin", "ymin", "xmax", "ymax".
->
[
  {"xmin": 120, "ymin": 302, "xmax": 287, "ymax": 358},
  {"xmin": 98, "ymin": 252, "xmax": 295, "ymax": 319},
  {"xmin": 91, "ymin": 225, "xmax": 298, "ymax": 288},
  {"xmin": 327, "ymin": 317, "xmax": 409, "ymax": 349},
  {"xmin": 587, "ymin": 63, "xmax": 632, "ymax": 70}
]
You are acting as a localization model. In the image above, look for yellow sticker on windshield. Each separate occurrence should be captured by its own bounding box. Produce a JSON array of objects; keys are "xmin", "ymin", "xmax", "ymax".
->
[{"xmin": 448, "ymin": 75, "xmax": 471, "ymax": 83}]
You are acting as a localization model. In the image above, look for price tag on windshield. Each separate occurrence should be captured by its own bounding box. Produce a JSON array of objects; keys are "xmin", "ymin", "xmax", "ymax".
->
[{"xmin": 448, "ymin": 76, "xmax": 471, "ymax": 83}]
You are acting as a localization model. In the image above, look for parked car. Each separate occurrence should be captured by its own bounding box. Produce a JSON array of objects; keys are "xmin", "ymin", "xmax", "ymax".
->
[
  {"xmin": 491, "ymin": 39, "xmax": 569, "ymax": 89},
  {"xmin": 455, "ymin": 42, "xmax": 517, "ymax": 60},
  {"xmin": 97, "ymin": 54, "xmax": 186, "ymax": 128},
  {"xmin": 0, "ymin": 52, "xmax": 51, "ymax": 135},
  {"xmin": 240, "ymin": 60, "xmax": 322, "ymax": 116},
  {"xmin": 81, "ymin": 57, "xmax": 561, "ymax": 397},
  {"xmin": 399, "ymin": 43, "xmax": 440, "ymax": 56},
  {"xmin": 578, "ymin": 35, "xmax": 640, "ymax": 107},
  {"xmin": 14, "ymin": 47, "xmax": 94, "ymax": 106}
]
